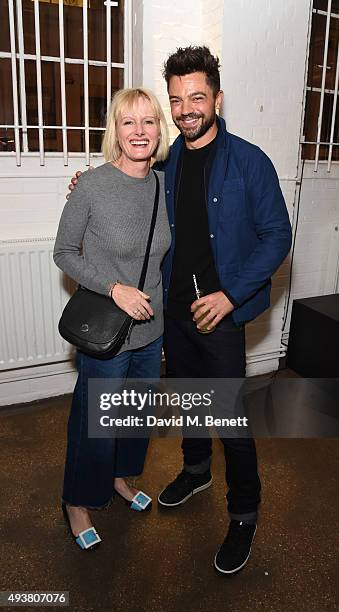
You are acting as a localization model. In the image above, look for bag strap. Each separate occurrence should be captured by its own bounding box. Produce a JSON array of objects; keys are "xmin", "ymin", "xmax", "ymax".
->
[{"xmin": 137, "ymin": 169, "xmax": 160, "ymax": 291}]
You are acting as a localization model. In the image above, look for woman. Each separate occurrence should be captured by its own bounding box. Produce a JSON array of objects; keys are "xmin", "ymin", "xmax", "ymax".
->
[{"xmin": 53, "ymin": 88, "xmax": 171, "ymax": 550}]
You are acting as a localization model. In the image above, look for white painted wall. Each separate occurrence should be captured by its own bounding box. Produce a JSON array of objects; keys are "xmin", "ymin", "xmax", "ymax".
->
[
  {"xmin": 286, "ymin": 163, "xmax": 339, "ymax": 320},
  {"xmin": 143, "ymin": 0, "xmax": 204, "ymax": 141},
  {"xmin": 0, "ymin": 156, "xmax": 100, "ymax": 240},
  {"xmin": 221, "ymin": 0, "xmax": 339, "ymax": 374},
  {"xmin": 1, "ymin": 0, "xmax": 339, "ymax": 404},
  {"xmin": 222, "ymin": 0, "xmax": 311, "ymax": 179},
  {"xmin": 220, "ymin": 0, "xmax": 313, "ymax": 373}
]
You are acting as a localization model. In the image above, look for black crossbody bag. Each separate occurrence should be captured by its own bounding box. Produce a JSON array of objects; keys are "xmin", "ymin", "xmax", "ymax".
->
[{"xmin": 58, "ymin": 170, "xmax": 160, "ymax": 359}]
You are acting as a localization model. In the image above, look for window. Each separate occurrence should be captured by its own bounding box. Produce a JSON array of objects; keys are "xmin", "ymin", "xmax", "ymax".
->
[
  {"xmin": 0, "ymin": 0, "xmax": 129, "ymax": 165},
  {"xmin": 302, "ymin": 0, "xmax": 339, "ymax": 169}
]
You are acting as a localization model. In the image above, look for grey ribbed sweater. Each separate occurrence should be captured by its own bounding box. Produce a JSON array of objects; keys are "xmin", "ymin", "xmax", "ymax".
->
[{"xmin": 54, "ymin": 163, "xmax": 171, "ymax": 353}]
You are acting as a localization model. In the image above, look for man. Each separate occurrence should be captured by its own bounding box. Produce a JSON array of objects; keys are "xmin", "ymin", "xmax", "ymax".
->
[
  {"xmin": 68, "ymin": 45, "xmax": 292, "ymax": 574},
  {"xmin": 155, "ymin": 46, "xmax": 291, "ymax": 574}
]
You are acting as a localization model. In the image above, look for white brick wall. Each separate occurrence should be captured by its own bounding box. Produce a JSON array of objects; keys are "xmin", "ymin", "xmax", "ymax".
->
[
  {"xmin": 143, "ymin": 0, "xmax": 201, "ymax": 140},
  {"xmin": 219, "ymin": 0, "xmax": 338, "ymax": 375},
  {"xmin": 202, "ymin": 0, "xmax": 224, "ymax": 60},
  {"xmin": 0, "ymin": 156, "xmax": 103, "ymax": 240},
  {"xmin": 142, "ymin": 0, "xmax": 224, "ymax": 141},
  {"xmin": 287, "ymin": 163, "xmax": 339, "ymax": 319},
  {"xmin": 221, "ymin": 0, "xmax": 311, "ymax": 178}
]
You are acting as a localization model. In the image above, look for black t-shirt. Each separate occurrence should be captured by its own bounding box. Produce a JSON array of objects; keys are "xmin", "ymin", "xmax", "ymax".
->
[{"xmin": 167, "ymin": 137, "xmax": 221, "ymax": 320}]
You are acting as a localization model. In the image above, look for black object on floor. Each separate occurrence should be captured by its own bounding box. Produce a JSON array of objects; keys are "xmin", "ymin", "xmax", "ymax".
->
[{"xmin": 286, "ymin": 293, "xmax": 339, "ymax": 377}]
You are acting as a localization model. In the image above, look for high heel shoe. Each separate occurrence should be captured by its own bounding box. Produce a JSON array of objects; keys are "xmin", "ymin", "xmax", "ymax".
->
[
  {"xmin": 114, "ymin": 489, "xmax": 152, "ymax": 512},
  {"xmin": 61, "ymin": 503, "xmax": 102, "ymax": 550}
]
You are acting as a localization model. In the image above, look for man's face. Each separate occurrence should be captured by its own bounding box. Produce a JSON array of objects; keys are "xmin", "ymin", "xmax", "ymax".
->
[{"xmin": 168, "ymin": 72, "xmax": 223, "ymax": 146}]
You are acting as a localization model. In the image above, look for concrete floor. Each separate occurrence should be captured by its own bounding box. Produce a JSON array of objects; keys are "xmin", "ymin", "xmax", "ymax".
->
[{"xmin": 0, "ymin": 390, "xmax": 338, "ymax": 612}]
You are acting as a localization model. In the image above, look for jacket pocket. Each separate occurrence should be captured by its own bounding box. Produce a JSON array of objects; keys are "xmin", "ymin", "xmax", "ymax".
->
[
  {"xmin": 220, "ymin": 178, "xmax": 247, "ymax": 219},
  {"xmin": 222, "ymin": 178, "xmax": 244, "ymax": 192}
]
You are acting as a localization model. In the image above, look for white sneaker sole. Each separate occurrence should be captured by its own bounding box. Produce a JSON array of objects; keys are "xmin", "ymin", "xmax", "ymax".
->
[
  {"xmin": 157, "ymin": 478, "xmax": 213, "ymax": 507},
  {"xmin": 213, "ymin": 525, "xmax": 257, "ymax": 574}
]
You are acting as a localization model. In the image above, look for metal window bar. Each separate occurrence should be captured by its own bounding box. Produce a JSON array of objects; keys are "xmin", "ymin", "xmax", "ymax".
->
[
  {"xmin": 34, "ymin": 0, "xmax": 44, "ymax": 166},
  {"xmin": 313, "ymin": 8, "xmax": 339, "ymax": 19},
  {"xmin": 1, "ymin": 1, "xmax": 127, "ymax": 163},
  {"xmin": 327, "ymin": 40, "xmax": 339, "ymax": 171},
  {"xmin": 0, "ymin": 125, "xmax": 106, "ymax": 130},
  {"xmin": 314, "ymin": 0, "xmax": 332, "ymax": 172},
  {"xmin": 124, "ymin": 0, "xmax": 132, "ymax": 87},
  {"xmin": 306, "ymin": 85, "xmax": 339, "ymax": 94},
  {"xmin": 15, "ymin": 0, "xmax": 28, "ymax": 153},
  {"xmin": 304, "ymin": 140, "xmax": 339, "ymax": 145},
  {"xmin": 104, "ymin": 1, "xmax": 122, "ymax": 139},
  {"xmin": 0, "ymin": 51, "xmax": 125, "ymax": 69},
  {"xmin": 106, "ymin": 0, "xmax": 112, "ymax": 117},
  {"xmin": 59, "ymin": 0, "xmax": 68, "ymax": 165},
  {"xmin": 7, "ymin": 0, "xmax": 20, "ymax": 165},
  {"xmin": 83, "ymin": 0, "xmax": 90, "ymax": 166}
]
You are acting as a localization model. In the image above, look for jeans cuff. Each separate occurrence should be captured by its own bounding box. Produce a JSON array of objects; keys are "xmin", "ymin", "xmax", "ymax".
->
[
  {"xmin": 229, "ymin": 511, "xmax": 257, "ymax": 524},
  {"xmin": 184, "ymin": 457, "xmax": 211, "ymax": 475}
]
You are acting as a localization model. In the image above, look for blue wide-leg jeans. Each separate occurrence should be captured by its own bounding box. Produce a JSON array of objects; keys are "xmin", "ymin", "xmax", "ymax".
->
[{"xmin": 62, "ymin": 336, "xmax": 162, "ymax": 508}]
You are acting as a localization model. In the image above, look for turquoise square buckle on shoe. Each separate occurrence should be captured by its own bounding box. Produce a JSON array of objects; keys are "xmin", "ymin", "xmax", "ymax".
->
[
  {"xmin": 75, "ymin": 527, "xmax": 102, "ymax": 550},
  {"xmin": 130, "ymin": 491, "xmax": 152, "ymax": 511}
]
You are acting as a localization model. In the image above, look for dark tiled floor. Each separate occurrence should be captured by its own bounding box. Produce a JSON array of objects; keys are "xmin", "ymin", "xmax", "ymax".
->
[{"xmin": 0, "ymin": 391, "xmax": 338, "ymax": 612}]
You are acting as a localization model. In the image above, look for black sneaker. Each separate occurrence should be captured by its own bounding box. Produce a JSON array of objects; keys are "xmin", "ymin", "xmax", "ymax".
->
[
  {"xmin": 157, "ymin": 469, "xmax": 212, "ymax": 507},
  {"xmin": 214, "ymin": 520, "xmax": 257, "ymax": 574}
]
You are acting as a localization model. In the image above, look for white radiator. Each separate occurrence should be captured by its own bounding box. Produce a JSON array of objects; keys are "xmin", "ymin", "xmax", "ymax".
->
[{"xmin": 0, "ymin": 238, "xmax": 75, "ymax": 370}]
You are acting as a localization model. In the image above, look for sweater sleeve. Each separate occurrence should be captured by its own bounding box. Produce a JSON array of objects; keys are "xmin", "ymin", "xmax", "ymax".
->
[{"xmin": 53, "ymin": 174, "xmax": 113, "ymax": 295}]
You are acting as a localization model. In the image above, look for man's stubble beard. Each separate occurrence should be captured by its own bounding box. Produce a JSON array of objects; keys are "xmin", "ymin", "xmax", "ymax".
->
[{"xmin": 174, "ymin": 109, "xmax": 216, "ymax": 142}]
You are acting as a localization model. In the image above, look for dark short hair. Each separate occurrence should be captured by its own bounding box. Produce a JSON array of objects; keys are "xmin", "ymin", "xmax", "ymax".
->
[{"xmin": 162, "ymin": 45, "xmax": 221, "ymax": 97}]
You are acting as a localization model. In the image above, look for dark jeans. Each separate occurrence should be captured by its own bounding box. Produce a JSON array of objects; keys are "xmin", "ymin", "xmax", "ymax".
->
[
  {"xmin": 63, "ymin": 335, "xmax": 163, "ymax": 508},
  {"xmin": 163, "ymin": 315, "xmax": 261, "ymax": 518}
]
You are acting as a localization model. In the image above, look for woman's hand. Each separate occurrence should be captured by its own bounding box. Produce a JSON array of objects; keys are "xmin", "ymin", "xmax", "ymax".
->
[{"xmin": 110, "ymin": 283, "xmax": 153, "ymax": 320}]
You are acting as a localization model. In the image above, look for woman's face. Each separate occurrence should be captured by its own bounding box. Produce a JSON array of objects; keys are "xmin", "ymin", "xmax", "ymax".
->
[{"xmin": 116, "ymin": 97, "xmax": 160, "ymax": 164}]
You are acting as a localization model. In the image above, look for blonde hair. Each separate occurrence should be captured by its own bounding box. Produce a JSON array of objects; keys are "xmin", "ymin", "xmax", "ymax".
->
[{"xmin": 102, "ymin": 88, "xmax": 169, "ymax": 162}]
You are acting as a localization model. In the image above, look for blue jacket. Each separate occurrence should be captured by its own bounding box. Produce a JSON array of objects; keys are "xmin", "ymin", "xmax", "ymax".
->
[{"xmin": 157, "ymin": 116, "xmax": 292, "ymax": 324}]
